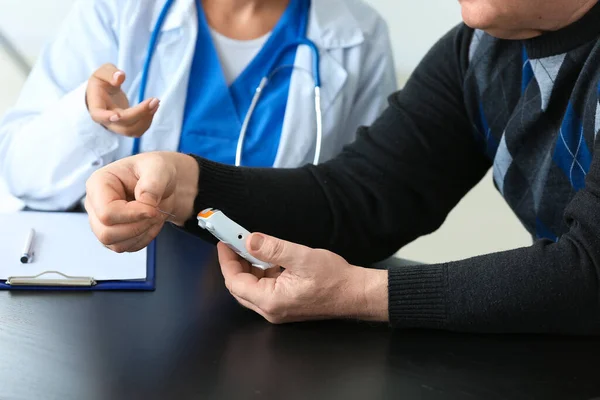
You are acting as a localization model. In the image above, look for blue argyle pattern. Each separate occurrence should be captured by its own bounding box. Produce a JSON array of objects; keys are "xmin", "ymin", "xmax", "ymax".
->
[{"xmin": 464, "ymin": 30, "xmax": 600, "ymax": 242}]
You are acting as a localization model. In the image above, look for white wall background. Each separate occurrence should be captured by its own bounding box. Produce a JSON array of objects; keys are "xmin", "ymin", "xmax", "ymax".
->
[
  {"xmin": 0, "ymin": 0, "xmax": 532, "ymax": 263},
  {"xmin": 366, "ymin": 0, "xmax": 464, "ymax": 80}
]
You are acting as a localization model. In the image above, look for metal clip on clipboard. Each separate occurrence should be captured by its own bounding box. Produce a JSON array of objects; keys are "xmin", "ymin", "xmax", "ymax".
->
[{"xmin": 5, "ymin": 271, "xmax": 97, "ymax": 287}]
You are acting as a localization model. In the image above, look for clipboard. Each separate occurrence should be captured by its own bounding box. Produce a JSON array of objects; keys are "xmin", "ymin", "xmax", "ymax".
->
[
  {"xmin": 0, "ymin": 211, "xmax": 156, "ymax": 291},
  {"xmin": 0, "ymin": 239, "xmax": 156, "ymax": 291}
]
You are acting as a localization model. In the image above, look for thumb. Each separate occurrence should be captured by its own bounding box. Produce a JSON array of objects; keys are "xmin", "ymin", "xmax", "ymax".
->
[
  {"xmin": 133, "ymin": 155, "xmax": 176, "ymax": 208},
  {"xmin": 246, "ymin": 233, "xmax": 311, "ymax": 270}
]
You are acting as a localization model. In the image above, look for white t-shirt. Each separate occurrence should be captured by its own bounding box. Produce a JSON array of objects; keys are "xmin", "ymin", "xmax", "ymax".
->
[{"xmin": 208, "ymin": 27, "xmax": 272, "ymax": 86}]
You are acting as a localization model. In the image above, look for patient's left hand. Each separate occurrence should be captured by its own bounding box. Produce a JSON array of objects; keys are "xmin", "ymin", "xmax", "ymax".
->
[
  {"xmin": 85, "ymin": 152, "xmax": 199, "ymax": 253},
  {"xmin": 218, "ymin": 233, "xmax": 389, "ymax": 324}
]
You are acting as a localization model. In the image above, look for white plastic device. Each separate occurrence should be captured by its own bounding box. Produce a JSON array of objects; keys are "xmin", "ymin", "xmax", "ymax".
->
[{"xmin": 197, "ymin": 208, "xmax": 275, "ymax": 270}]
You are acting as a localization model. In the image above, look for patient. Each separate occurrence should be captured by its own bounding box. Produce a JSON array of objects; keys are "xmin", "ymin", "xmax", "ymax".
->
[{"xmin": 0, "ymin": 0, "xmax": 396, "ymax": 211}]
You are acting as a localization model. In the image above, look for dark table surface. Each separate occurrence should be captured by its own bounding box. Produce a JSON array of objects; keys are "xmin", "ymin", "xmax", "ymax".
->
[{"xmin": 1, "ymin": 223, "xmax": 600, "ymax": 400}]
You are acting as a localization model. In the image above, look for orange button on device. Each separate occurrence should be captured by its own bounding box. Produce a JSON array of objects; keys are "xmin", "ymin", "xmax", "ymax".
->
[{"xmin": 197, "ymin": 209, "xmax": 215, "ymax": 218}]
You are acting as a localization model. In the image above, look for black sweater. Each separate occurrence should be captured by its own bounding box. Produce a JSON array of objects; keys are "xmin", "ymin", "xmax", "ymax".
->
[{"xmin": 183, "ymin": 6, "xmax": 600, "ymax": 334}]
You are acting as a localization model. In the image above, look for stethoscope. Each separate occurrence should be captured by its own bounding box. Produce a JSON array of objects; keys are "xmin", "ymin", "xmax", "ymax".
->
[{"xmin": 133, "ymin": 0, "xmax": 323, "ymax": 166}]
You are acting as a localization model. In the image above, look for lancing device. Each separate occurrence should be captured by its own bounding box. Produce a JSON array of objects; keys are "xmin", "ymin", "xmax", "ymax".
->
[
  {"xmin": 197, "ymin": 208, "xmax": 275, "ymax": 270},
  {"xmin": 20, "ymin": 228, "xmax": 35, "ymax": 264}
]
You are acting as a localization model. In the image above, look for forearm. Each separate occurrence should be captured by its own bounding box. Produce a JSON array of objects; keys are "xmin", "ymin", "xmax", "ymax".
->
[
  {"xmin": 181, "ymin": 25, "xmax": 489, "ymax": 266},
  {"xmin": 182, "ymin": 156, "xmax": 335, "ymax": 249},
  {"xmin": 386, "ymin": 235, "xmax": 600, "ymax": 334},
  {"xmin": 0, "ymin": 83, "xmax": 118, "ymax": 210}
]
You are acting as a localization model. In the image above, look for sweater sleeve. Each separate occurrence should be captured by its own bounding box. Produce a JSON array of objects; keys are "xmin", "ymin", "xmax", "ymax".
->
[
  {"xmin": 184, "ymin": 24, "xmax": 489, "ymax": 263},
  {"xmin": 179, "ymin": 24, "xmax": 600, "ymax": 335}
]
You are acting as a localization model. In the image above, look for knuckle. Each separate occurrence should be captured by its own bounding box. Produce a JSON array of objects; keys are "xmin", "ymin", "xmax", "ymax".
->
[
  {"xmin": 97, "ymin": 229, "xmax": 113, "ymax": 245},
  {"xmin": 224, "ymin": 279, "xmax": 232, "ymax": 294},
  {"xmin": 265, "ymin": 314, "xmax": 283, "ymax": 324},
  {"xmin": 267, "ymin": 240, "xmax": 286, "ymax": 260},
  {"xmin": 91, "ymin": 114, "xmax": 105, "ymax": 124},
  {"xmin": 262, "ymin": 299, "xmax": 280, "ymax": 316},
  {"xmin": 146, "ymin": 152, "xmax": 168, "ymax": 169},
  {"xmin": 132, "ymin": 224, "xmax": 145, "ymax": 239},
  {"xmin": 111, "ymin": 244, "xmax": 126, "ymax": 254},
  {"xmin": 100, "ymin": 63, "xmax": 117, "ymax": 74},
  {"xmin": 305, "ymin": 248, "xmax": 329, "ymax": 265},
  {"xmin": 96, "ymin": 208, "xmax": 112, "ymax": 226},
  {"xmin": 83, "ymin": 198, "xmax": 92, "ymax": 215},
  {"xmin": 228, "ymin": 280, "xmax": 238, "ymax": 297},
  {"xmin": 87, "ymin": 77, "xmax": 99, "ymax": 88}
]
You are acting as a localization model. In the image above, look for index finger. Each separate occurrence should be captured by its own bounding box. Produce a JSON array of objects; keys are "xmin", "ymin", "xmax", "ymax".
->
[
  {"xmin": 218, "ymin": 243, "xmax": 264, "ymax": 298},
  {"xmin": 115, "ymin": 97, "xmax": 159, "ymax": 125},
  {"xmin": 89, "ymin": 108, "xmax": 116, "ymax": 125},
  {"xmin": 93, "ymin": 63, "xmax": 125, "ymax": 86},
  {"xmin": 218, "ymin": 241, "xmax": 253, "ymax": 278}
]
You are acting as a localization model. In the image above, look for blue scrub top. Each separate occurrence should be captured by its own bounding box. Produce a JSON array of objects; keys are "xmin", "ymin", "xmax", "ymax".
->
[{"xmin": 178, "ymin": 0, "xmax": 311, "ymax": 167}]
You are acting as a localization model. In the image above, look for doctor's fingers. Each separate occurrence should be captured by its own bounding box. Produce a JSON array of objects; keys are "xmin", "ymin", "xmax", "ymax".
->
[
  {"xmin": 117, "ymin": 97, "xmax": 160, "ymax": 123},
  {"xmin": 92, "ymin": 63, "xmax": 126, "ymax": 87},
  {"xmin": 107, "ymin": 101, "xmax": 160, "ymax": 136},
  {"xmin": 106, "ymin": 117, "xmax": 154, "ymax": 138},
  {"xmin": 89, "ymin": 108, "xmax": 118, "ymax": 125},
  {"xmin": 91, "ymin": 96, "xmax": 157, "ymax": 125}
]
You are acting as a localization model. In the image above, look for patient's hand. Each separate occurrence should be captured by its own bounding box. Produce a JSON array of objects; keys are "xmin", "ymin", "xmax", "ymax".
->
[
  {"xmin": 86, "ymin": 63, "xmax": 160, "ymax": 138},
  {"xmin": 85, "ymin": 152, "xmax": 199, "ymax": 253},
  {"xmin": 218, "ymin": 233, "xmax": 389, "ymax": 324}
]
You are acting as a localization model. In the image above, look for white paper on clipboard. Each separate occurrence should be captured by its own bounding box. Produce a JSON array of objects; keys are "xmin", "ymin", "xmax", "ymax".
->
[{"xmin": 0, "ymin": 211, "xmax": 146, "ymax": 281}]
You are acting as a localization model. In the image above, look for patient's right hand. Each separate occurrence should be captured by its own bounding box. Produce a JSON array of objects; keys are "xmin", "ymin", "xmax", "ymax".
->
[
  {"xmin": 85, "ymin": 152, "xmax": 199, "ymax": 253},
  {"xmin": 86, "ymin": 63, "xmax": 160, "ymax": 138}
]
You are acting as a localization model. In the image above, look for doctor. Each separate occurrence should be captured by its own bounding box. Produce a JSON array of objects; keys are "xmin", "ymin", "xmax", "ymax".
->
[{"xmin": 0, "ymin": 0, "xmax": 396, "ymax": 211}]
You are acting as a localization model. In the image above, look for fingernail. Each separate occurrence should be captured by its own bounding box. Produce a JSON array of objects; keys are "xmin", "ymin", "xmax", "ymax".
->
[
  {"xmin": 113, "ymin": 71, "xmax": 123, "ymax": 81},
  {"xmin": 149, "ymin": 98, "xmax": 159, "ymax": 109},
  {"xmin": 109, "ymin": 114, "xmax": 120, "ymax": 122},
  {"xmin": 249, "ymin": 234, "xmax": 264, "ymax": 251}
]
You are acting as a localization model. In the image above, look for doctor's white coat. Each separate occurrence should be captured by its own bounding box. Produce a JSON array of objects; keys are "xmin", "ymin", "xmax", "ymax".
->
[{"xmin": 0, "ymin": 0, "xmax": 397, "ymax": 211}]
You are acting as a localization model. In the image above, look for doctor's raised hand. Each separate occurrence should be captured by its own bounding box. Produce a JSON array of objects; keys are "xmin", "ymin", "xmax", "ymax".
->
[
  {"xmin": 85, "ymin": 152, "xmax": 199, "ymax": 253},
  {"xmin": 86, "ymin": 63, "xmax": 160, "ymax": 138}
]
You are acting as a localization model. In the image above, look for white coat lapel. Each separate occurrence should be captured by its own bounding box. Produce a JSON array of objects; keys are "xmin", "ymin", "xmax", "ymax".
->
[
  {"xmin": 309, "ymin": 0, "xmax": 364, "ymax": 115},
  {"xmin": 273, "ymin": 0, "xmax": 364, "ymax": 167}
]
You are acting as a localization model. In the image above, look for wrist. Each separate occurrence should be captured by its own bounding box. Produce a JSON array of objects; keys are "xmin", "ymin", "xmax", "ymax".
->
[
  {"xmin": 346, "ymin": 266, "xmax": 389, "ymax": 322},
  {"xmin": 166, "ymin": 152, "xmax": 199, "ymax": 225}
]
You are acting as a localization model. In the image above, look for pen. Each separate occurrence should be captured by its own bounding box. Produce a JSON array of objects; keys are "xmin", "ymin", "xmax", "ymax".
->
[{"xmin": 20, "ymin": 228, "xmax": 35, "ymax": 264}]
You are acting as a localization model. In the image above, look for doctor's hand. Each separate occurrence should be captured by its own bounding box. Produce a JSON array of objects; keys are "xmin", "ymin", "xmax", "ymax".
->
[
  {"xmin": 86, "ymin": 63, "xmax": 160, "ymax": 138},
  {"xmin": 85, "ymin": 152, "xmax": 199, "ymax": 253},
  {"xmin": 218, "ymin": 233, "xmax": 389, "ymax": 324}
]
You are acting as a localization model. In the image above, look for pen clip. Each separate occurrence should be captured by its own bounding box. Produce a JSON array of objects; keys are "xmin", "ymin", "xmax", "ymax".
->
[{"xmin": 6, "ymin": 270, "xmax": 97, "ymax": 286}]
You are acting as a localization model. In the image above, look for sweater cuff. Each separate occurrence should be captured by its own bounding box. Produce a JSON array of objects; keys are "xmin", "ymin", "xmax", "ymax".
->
[
  {"xmin": 182, "ymin": 155, "xmax": 248, "ymax": 234},
  {"xmin": 388, "ymin": 264, "xmax": 448, "ymax": 329}
]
